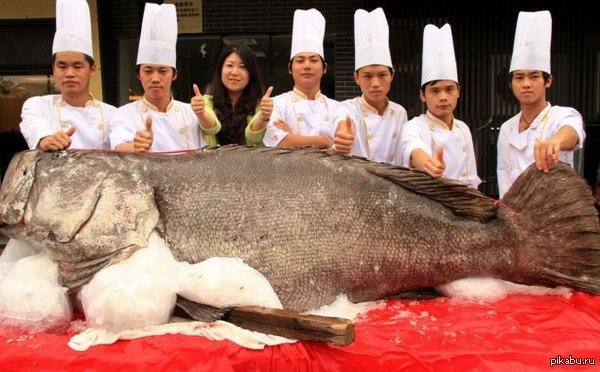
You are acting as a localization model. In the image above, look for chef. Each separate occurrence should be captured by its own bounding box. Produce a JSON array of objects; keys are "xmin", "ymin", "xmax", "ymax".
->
[
  {"xmin": 496, "ymin": 10, "xmax": 585, "ymax": 197},
  {"xmin": 263, "ymin": 8, "xmax": 340, "ymax": 149},
  {"xmin": 331, "ymin": 7, "xmax": 408, "ymax": 166},
  {"xmin": 400, "ymin": 23, "xmax": 481, "ymax": 189},
  {"xmin": 109, "ymin": 3, "xmax": 211, "ymax": 153},
  {"xmin": 20, "ymin": 0, "xmax": 116, "ymax": 151}
]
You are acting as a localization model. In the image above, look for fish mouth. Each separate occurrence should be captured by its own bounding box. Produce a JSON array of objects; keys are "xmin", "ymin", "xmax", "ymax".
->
[{"xmin": 0, "ymin": 222, "xmax": 12, "ymax": 237}]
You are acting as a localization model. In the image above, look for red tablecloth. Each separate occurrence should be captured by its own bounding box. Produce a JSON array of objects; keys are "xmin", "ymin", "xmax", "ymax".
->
[{"xmin": 1, "ymin": 292, "xmax": 599, "ymax": 371}]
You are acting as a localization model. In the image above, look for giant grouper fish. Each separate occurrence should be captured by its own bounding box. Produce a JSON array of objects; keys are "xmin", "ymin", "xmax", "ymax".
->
[{"xmin": 0, "ymin": 147, "xmax": 598, "ymax": 321}]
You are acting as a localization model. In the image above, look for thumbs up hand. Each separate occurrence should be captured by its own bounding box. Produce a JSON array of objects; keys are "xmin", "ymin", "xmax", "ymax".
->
[
  {"xmin": 191, "ymin": 83, "xmax": 218, "ymax": 130},
  {"xmin": 64, "ymin": 126, "xmax": 76, "ymax": 138},
  {"xmin": 251, "ymin": 86, "xmax": 275, "ymax": 131},
  {"xmin": 332, "ymin": 115, "xmax": 356, "ymax": 154},
  {"xmin": 424, "ymin": 147, "xmax": 445, "ymax": 178},
  {"xmin": 38, "ymin": 126, "xmax": 76, "ymax": 151},
  {"xmin": 435, "ymin": 147, "xmax": 445, "ymax": 167},
  {"xmin": 259, "ymin": 86, "xmax": 274, "ymax": 122},
  {"xmin": 134, "ymin": 116, "xmax": 153, "ymax": 153},
  {"xmin": 190, "ymin": 84, "xmax": 205, "ymax": 116}
]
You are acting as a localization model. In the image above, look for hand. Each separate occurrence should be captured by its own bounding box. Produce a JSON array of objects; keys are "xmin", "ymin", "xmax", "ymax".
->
[
  {"xmin": 38, "ymin": 127, "xmax": 75, "ymax": 151},
  {"xmin": 274, "ymin": 119, "xmax": 292, "ymax": 134},
  {"xmin": 316, "ymin": 134, "xmax": 334, "ymax": 149},
  {"xmin": 424, "ymin": 147, "xmax": 445, "ymax": 178},
  {"xmin": 190, "ymin": 84, "xmax": 205, "ymax": 116},
  {"xmin": 534, "ymin": 139, "xmax": 561, "ymax": 173},
  {"xmin": 332, "ymin": 115, "xmax": 355, "ymax": 154},
  {"xmin": 133, "ymin": 116, "xmax": 153, "ymax": 153},
  {"xmin": 260, "ymin": 86, "xmax": 274, "ymax": 122}
]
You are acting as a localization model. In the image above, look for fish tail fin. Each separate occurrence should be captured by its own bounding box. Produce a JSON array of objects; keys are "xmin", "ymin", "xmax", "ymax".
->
[{"xmin": 501, "ymin": 162, "xmax": 600, "ymax": 293}]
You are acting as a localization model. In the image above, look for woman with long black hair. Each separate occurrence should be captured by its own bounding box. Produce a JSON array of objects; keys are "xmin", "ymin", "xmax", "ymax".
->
[{"xmin": 190, "ymin": 44, "xmax": 273, "ymax": 146}]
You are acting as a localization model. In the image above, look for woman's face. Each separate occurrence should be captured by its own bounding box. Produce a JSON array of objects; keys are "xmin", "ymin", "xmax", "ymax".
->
[{"xmin": 221, "ymin": 52, "xmax": 250, "ymax": 94}]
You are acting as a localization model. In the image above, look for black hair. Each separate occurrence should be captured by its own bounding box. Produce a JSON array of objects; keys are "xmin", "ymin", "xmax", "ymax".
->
[
  {"xmin": 52, "ymin": 53, "xmax": 95, "ymax": 67},
  {"xmin": 420, "ymin": 80, "xmax": 460, "ymax": 93},
  {"xmin": 287, "ymin": 54, "xmax": 327, "ymax": 73},
  {"xmin": 355, "ymin": 66, "xmax": 394, "ymax": 74},
  {"xmin": 135, "ymin": 65, "xmax": 177, "ymax": 77},
  {"xmin": 508, "ymin": 71, "xmax": 551, "ymax": 84},
  {"xmin": 207, "ymin": 44, "xmax": 264, "ymax": 145}
]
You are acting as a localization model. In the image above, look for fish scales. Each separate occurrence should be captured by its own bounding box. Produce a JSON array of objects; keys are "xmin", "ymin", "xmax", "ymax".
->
[{"xmin": 146, "ymin": 149, "xmax": 507, "ymax": 310}]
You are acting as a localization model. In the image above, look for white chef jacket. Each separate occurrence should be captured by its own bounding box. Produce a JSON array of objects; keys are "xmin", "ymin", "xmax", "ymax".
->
[
  {"xmin": 109, "ymin": 97, "xmax": 204, "ymax": 152},
  {"xmin": 263, "ymin": 88, "xmax": 341, "ymax": 147},
  {"xmin": 401, "ymin": 112, "xmax": 481, "ymax": 189},
  {"xmin": 20, "ymin": 94, "xmax": 116, "ymax": 150},
  {"xmin": 497, "ymin": 103, "xmax": 585, "ymax": 197},
  {"xmin": 338, "ymin": 96, "xmax": 407, "ymax": 166}
]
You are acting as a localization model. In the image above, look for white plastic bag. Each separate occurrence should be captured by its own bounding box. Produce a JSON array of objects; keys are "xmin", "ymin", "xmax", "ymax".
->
[
  {"xmin": 0, "ymin": 239, "xmax": 42, "ymax": 282},
  {"xmin": 80, "ymin": 231, "xmax": 180, "ymax": 332},
  {"xmin": 0, "ymin": 251, "xmax": 71, "ymax": 335},
  {"xmin": 177, "ymin": 257, "xmax": 282, "ymax": 309}
]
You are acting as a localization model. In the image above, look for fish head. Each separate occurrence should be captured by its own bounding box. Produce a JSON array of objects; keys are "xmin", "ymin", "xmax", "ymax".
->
[
  {"xmin": 2, "ymin": 150, "xmax": 159, "ymax": 254},
  {"xmin": 0, "ymin": 150, "xmax": 40, "ymax": 237},
  {"xmin": 1, "ymin": 150, "xmax": 160, "ymax": 289},
  {"xmin": 0, "ymin": 150, "xmax": 104, "ymax": 241}
]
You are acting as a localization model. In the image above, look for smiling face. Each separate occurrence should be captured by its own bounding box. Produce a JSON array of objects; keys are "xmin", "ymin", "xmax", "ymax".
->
[
  {"xmin": 510, "ymin": 70, "xmax": 552, "ymax": 106},
  {"xmin": 220, "ymin": 52, "xmax": 250, "ymax": 95},
  {"xmin": 420, "ymin": 80, "xmax": 460, "ymax": 122},
  {"xmin": 53, "ymin": 51, "xmax": 95, "ymax": 98}
]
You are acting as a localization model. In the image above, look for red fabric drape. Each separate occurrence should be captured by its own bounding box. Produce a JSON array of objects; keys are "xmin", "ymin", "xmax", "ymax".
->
[{"xmin": 1, "ymin": 292, "xmax": 599, "ymax": 371}]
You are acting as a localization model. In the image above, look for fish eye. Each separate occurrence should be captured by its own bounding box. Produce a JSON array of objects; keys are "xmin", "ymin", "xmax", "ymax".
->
[{"xmin": 22, "ymin": 170, "xmax": 26, "ymax": 176}]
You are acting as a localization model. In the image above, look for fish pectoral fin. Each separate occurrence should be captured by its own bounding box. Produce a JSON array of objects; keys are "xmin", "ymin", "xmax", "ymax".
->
[
  {"xmin": 45, "ymin": 188, "xmax": 102, "ymax": 243},
  {"xmin": 175, "ymin": 296, "xmax": 228, "ymax": 322},
  {"xmin": 388, "ymin": 287, "xmax": 441, "ymax": 300}
]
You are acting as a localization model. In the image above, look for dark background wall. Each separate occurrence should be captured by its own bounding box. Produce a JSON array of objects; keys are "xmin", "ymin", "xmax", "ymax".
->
[{"xmin": 98, "ymin": 0, "xmax": 360, "ymax": 105}]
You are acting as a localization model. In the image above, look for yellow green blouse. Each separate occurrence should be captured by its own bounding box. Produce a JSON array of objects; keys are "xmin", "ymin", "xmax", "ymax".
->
[{"xmin": 200, "ymin": 95, "xmax": 266, "ymax": 147}]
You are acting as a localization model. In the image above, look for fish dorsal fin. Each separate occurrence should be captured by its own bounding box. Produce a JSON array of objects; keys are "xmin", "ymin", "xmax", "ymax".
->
[
  {"xmin": 200, "ymin": 146, "xmax": 494, "ymax": 221},
  {"xmin": 367, "ymin": 163, "xmax": 494, "ymax": 221}
]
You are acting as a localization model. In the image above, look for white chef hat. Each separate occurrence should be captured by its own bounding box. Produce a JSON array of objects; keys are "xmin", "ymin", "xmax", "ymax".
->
[
  {"xmin": 354, "ymin": 8, "xmax": 393, "ymax": 71},
  {"xmin": 509, "ymin": 10, "xmax": 552, "ymax": 74},
  {"xmin": 136, "ymin": 3, "xmax": 178, "ymax": 68},
  {"xmin": 290, "ymin": 9, "xmax": 325, "ymax": 60},
  {"xmin": 52, "ymin": 0, "xmax": 94, "ymax": 58},
  {"xmin": 421, "ymin": 24, "xmax": 458, "ymax": 86}
]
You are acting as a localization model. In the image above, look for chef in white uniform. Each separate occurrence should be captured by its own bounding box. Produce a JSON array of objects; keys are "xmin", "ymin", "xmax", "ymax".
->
[
  {"xmin": 400, "ymin": 24, "xmax": 481, "ymax": 189},
  {"xmin": 497, "ymin": 11, "xmax": 585, "ymax": 197},
  {"xmin": 109, "ymin": 3, "xmax": 208, "ymax": 153},
  {"xmin": 7, "ymin": 0, "xmax": 117, "ymax": 321},
  {"xmin": 331, "ymin": 8, "xmax": 408, "ymax": 165},
  {"xmin": 263, "ymin": 9, "xmax": 339, "ymax": 149},
  {"xmin": 19, "ymin": 0, "xmax": 116, "ymax": 151}
]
